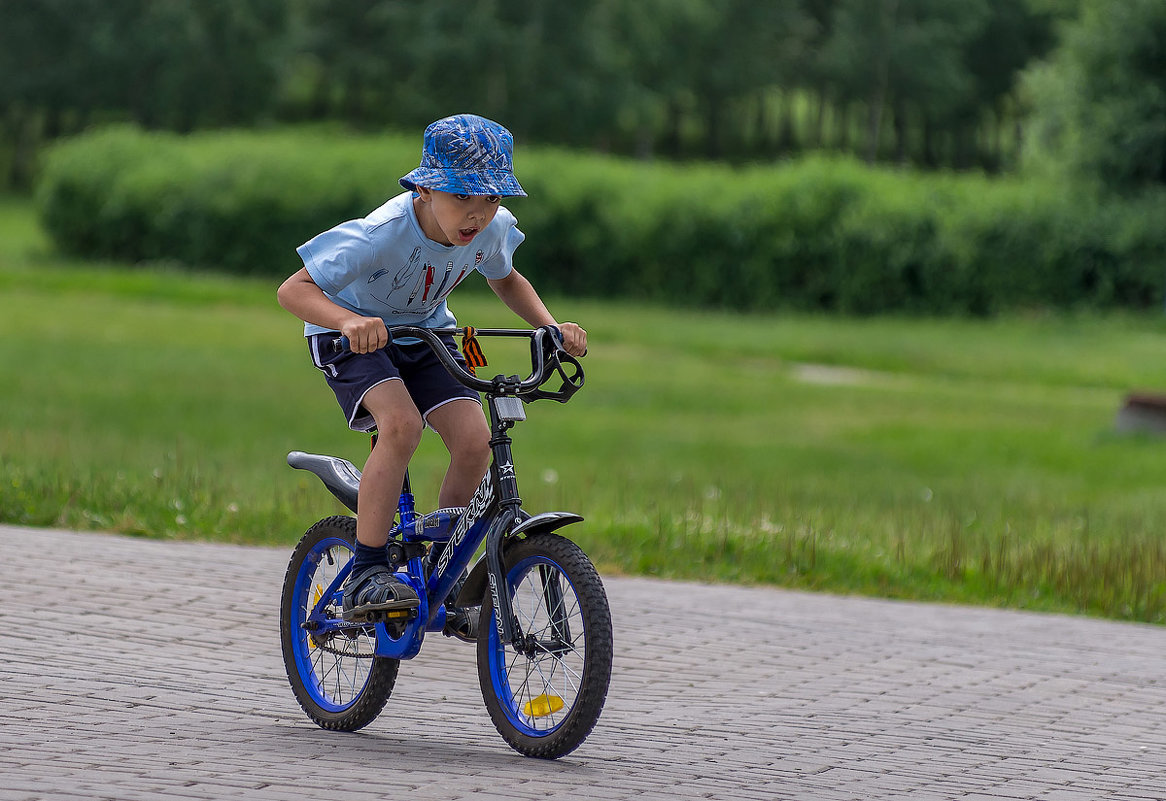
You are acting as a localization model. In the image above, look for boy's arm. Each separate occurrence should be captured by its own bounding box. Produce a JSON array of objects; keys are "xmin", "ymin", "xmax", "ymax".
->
[
  {"xmin": 276, "ymin": 268, "xmax": 389, "ymax": 354},
  {"xmin": 487, "ymin": 269, "xmax": 587, "ymax": 356}
]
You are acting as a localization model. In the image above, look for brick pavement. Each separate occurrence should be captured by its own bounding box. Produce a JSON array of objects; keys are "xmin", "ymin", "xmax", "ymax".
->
[{"xmin": 0, "ymin": 523, "xmax": 1163, "ymax": 801}]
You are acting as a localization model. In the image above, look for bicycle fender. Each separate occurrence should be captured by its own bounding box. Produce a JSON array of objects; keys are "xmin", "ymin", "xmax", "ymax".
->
[
  {"xmin": 511, "ymin": 511, "xmax": 583, "ymax": 537},
  {"xmin": 453, "ymin": 512, "xmax": 584, "ymax": 607}
]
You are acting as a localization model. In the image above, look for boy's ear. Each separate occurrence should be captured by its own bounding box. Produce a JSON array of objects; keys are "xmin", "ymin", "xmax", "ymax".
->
[{"xmin": 415, "ymin": 186, "xmax": 432, "ymax": 201}]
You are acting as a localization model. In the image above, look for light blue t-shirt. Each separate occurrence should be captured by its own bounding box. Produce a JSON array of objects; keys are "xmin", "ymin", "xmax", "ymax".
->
[{"xmin": 296, "ymin": 191, "xmax": 523, "ymax": 337}]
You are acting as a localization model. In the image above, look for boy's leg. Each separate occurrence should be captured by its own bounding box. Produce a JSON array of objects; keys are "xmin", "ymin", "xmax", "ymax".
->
[
  {"xmin": 343, "ymin": 379, "xmax": 424, "ymax": 620},
  {"xmin": 426, "ymin": 398, "xmax": 492, "ymax": 508},
  {"xmin": 356, "ymin": 380, "xmax": 423, "ymax": 548},
  {"xmin": 425, "ymin": 398, "xmax": 490, "ymax": 642}
]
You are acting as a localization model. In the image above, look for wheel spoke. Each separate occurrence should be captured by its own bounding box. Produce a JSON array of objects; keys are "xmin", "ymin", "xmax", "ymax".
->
[{"xmin": 497, "ymin": 562, "xmax": 589, "ymax": 730}]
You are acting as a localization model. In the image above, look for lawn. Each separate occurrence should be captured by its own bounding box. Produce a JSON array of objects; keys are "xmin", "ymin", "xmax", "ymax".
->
[{"xmin": 3, "ymin": 195, "xmax": 1165, "ymax": 622}]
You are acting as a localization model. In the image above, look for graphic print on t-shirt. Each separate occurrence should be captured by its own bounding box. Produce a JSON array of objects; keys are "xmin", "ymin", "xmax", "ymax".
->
[
  {"xmin": 364, "ymin": 253, "xmax": 477, "ymax": 315},
  {"xmin": 442, "ymin": 266, "xmax": 469, "ymax": 300},
  {"xmin": 421, "ymin": 262, "xmax": 437, "ymax": 303},
  {"xmin": 432, "ymin": 261, "xmax": 455, "ymax": 299},
  {"xmin": 407, "ymin": 264, "xmax": 427, "ymax": 305},
  {"xmin": 430, "ymin": 250, "xmax": 481, "ymax": 303},
  {"xmin": 365, "ymin": 247, "xmax": 425, "ymax": 310}
]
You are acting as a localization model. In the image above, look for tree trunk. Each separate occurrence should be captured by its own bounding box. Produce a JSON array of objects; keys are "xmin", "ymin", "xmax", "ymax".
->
[
  {"xmin": 811, "ymin": 89, "xmax": 827, "ymax": 149},
  {"xmin": 704, "ymin": 96, "xmax": 725, "ymax": 160},
  {"xmin": 837, "ymin": 101, "xmax": 851, "ymax": 151},
  {"xmin": 865, "ymin": 0, "xmax": 898, "ymax": 164},
  {"xmin": 777, "ymin": 90, "xmax": 796, "ymax": 154},
  {"xmin": 892, "ymin": 99, "xmax": 907, "ymax": 164},
  {"xmin": 922, "ymin": 116, "xmax": 938, "ymax": 168},
  {"xmin": 866, "ymin": 97, "xmax": 885, "ymax": 163},
  {"xmin": 3, "ymin": 109, "xmax": 38, "ymax": 190},
  {"xmin": 664, "ymin": 100, "xmax": 684, "ymax": 158}
]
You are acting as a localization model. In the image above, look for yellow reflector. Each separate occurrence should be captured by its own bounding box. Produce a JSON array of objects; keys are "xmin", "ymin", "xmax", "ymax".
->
[{"xmin": 523, "ymin": 694, "xmax": 564, "ymax": 718}]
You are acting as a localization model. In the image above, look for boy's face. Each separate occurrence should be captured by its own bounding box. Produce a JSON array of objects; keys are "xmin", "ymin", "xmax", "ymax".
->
[{"xmin": 414, "ymin": 188, "xmax": 502, "ymax": 247}]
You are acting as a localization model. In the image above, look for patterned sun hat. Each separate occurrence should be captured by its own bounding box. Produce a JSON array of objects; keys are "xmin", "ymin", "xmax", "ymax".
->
[{"xmin": 399, "ymin": 114, "xmax": 527, "ymax": 197}]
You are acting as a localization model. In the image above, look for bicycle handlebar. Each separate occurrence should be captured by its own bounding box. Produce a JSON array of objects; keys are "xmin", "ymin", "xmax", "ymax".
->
[{"xmin": 331, "ymin": 325, "xmax": 585, "ymax": 403}]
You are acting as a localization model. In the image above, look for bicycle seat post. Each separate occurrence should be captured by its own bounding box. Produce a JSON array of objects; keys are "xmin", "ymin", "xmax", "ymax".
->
[{"xmin": 398, "ymin": 469, "xmax": 418, "ymax": 532}]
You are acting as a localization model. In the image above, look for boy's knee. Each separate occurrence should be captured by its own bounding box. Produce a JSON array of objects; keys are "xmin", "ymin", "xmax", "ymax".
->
[
  {"xmin": 375, "ymin": 411, "xmax": 424, "ymax": 450},
  {"xmin": 456, "ymin": 428, "xmax": 491, "ymax": 467},
  {"xmin": 472, "ymin": 431, "xmax": 492, "ymax": 465}
]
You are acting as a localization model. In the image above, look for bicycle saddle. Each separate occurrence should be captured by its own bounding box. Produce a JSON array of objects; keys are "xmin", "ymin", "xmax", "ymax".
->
[{"xmin": 287, "ymin": 451, "xmax": 361, "ymax": 512}]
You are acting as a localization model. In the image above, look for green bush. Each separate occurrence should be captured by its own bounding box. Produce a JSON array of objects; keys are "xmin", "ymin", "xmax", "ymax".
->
[
  {"xmin": 35, "ymin": 125, "xmax": 1166, "ymax": 313},
  {"xmin": 36, "ymin": 125, "xmax": 417, "ymax": 275}
]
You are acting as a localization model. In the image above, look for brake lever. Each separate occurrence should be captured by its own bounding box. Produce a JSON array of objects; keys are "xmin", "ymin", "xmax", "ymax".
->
[{"xmin": 521, "ymin": 327, "xmax": 585, "ymax": 402}]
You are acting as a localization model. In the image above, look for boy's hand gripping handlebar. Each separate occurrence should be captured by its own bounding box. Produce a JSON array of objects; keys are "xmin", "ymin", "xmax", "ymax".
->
[{"xmin": 331, "ymin": 325, "xmax": 584, "ymax": 403}]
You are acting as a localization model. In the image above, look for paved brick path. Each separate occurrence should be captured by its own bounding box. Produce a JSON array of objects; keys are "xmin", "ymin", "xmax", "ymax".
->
[{"xmin": 1, "ymin": 524, "xmax": 1163, "ymax": 801}]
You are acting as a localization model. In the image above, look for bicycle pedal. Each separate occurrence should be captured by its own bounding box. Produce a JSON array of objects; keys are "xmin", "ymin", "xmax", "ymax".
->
[
  {"xmin": 366, "ymin": 607, "xmax": 416, "ymax": 623},
  {"xmin": 342, "ymin": 604, "xmax": 419, "ymax": 625},
  {"xmin": 442, "ymin": 606, "xmax": 479, "ymax": 643}
]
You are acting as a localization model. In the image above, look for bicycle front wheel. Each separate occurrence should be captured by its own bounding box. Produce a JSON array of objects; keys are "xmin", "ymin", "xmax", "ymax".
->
[
  {"xmin": 279, "ymin": 515, "xmax": 398, "ymax": 731},
  {"xmin": 477, "ymin": 532, "xmax": 613, "ymax": 758}
]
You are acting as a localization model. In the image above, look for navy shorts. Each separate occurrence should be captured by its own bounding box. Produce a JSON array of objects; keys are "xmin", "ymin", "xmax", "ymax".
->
[{"xmin": 308, "ymin": 333, "xmax": 480, "ymax": 432}]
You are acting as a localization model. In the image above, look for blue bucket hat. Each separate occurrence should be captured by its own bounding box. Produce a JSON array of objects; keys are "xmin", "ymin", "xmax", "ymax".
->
[{"xmin": 399, "ymin": 114, "xmax": 527, "ymax": 198}]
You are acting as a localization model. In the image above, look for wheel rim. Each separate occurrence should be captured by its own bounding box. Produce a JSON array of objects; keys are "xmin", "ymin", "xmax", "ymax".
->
[
  {"xmin": 486, "ymin": 555, "xmax": 587, "ymax": 738},
  {"xmin": 289, "ymin": 537, "xmax": 376, "ymax": 713}
]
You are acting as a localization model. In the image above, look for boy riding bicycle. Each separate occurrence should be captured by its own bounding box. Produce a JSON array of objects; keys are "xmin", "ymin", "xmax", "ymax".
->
[{"xmin": 277, "ymin": 114, "xmax": 586, "ymax": 625}]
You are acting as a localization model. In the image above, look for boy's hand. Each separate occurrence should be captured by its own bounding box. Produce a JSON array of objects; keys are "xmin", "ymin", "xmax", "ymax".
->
[
  {"xmin": 557, "ymin": 322, "xmax": 588, "ymax": 357},
  {"xmin": 341, "ymin": 316, "xmax": 390, "ymax": 354}
]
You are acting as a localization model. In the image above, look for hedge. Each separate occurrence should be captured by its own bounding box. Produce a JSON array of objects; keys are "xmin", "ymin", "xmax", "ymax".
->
[{"xmin": 34, "ymin": 125, "xmax": 1166, "ymax": 314}]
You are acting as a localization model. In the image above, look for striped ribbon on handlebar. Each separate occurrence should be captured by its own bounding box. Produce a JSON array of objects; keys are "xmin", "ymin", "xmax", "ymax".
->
[{"xmin": 460, "ymin": 327, "xmax": 488, "ymax": 374}]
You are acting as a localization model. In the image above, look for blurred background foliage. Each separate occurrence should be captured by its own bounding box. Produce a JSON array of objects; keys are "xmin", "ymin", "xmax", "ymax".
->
[
  {"xmin": 3, "ymin": 0, "xmax": 1164, "ymax": 315},
  {"xmin": 1, "ymin": 0, "xmax": 1161, "ymax": 194}
]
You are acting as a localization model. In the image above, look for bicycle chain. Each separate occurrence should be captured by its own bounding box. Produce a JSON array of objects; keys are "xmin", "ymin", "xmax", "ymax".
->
[{"xmin": 312, "ymin": 636, "xmax": 376, "ymax": 659}]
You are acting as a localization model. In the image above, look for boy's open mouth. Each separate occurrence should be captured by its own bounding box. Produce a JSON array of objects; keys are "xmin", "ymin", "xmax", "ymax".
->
[{"xmin": 458, "ymin": 227, "xmax": 478, "ymax": 243}]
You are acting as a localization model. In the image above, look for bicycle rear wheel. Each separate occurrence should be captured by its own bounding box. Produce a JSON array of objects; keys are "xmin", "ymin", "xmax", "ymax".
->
[
  {"xmin": 279, "ymin": 516, "xmax": 398, "ymax": 731},
  {"xmin": 477, "ymin": 532, "xmax": 612, "ymax": 758}
]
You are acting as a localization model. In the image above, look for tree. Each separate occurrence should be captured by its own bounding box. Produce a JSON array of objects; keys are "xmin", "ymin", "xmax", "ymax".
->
[
  {"xmin": 1023, "ymin": 0, "xmax": 1166, "ymax": 193},
  {"xmin": 959, "ymin": 0, "xmax": 1057, "ymax": 169},
  {"xmin": 0, "ymin": 0, "xmax": 1092, "ymax": 183},
  {"xmin": 0, "ymin": 0, "xmax": 288, "ymax": 185},
  {"xmin": 821, "ymin": 0, "xmax": 992, "ymax": 163},
  {"xmin": 0, "ymin": 0, "xmax": 104, "ymax": 184}
]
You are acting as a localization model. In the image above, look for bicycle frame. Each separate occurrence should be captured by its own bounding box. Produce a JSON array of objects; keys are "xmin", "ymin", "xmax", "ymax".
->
[{"xmin": 295, "ymin": 325, "xmax": 585, "ymax": 660}]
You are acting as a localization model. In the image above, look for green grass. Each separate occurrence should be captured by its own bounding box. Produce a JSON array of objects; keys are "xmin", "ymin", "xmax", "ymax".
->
[{"xmin": 3, "ymin": 195, "xmax": 1166, "ymax": 623}]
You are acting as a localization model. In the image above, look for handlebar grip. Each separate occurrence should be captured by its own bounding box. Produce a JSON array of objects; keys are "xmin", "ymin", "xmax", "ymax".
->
[
  {"xmin": 331, "ymin": 326, "xmax": 394, "ymax": 354},
  {"xmin": 546, "ymin": 324, "xmax": 587, "ymax": 358}
]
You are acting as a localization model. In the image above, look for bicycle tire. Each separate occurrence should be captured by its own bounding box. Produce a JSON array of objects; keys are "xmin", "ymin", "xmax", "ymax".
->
[
  {"xmin": 477, "ymin": 532, "xmax": 613, "ymax": 758},
  {"xmin": 279, "ymin": 515, "xmax": 399, "ymax": 731}
]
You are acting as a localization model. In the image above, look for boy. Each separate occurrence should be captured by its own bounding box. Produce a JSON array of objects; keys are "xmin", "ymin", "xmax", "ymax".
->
[{"xmin": 277, "ymin": 114, "xmax": 586, "ymax": 623}]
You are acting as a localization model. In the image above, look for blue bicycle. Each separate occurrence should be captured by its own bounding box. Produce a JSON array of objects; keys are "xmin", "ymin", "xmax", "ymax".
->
[{"xmin": 278, "ymin": 325, "xmax": 612, "ymax": 759}]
